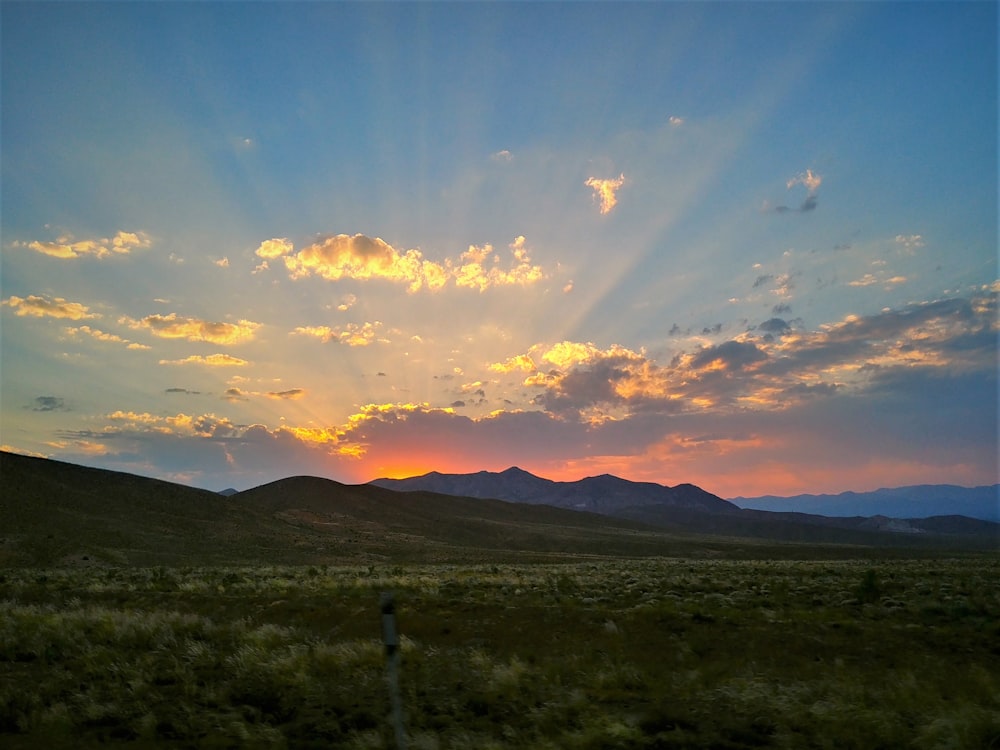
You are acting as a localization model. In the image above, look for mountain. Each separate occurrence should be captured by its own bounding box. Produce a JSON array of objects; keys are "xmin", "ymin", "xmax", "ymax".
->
[
  {"xmin": 372, "ymin": 467, "xmax": 998, "ymax": 548},
  {"xmin": 3, "ymin": 451, "xmax": 995, "ymax": 567},
  {"xmin": 372, "ymin": 466, "xmax": 737, "ymax": 514},
  {"xmin": 0, "ymin": 451, "xmax": 717, "ymax": 566},
  {"xmin": 731, "ymin": 485, "xmax": 999, "ymax": 522}
]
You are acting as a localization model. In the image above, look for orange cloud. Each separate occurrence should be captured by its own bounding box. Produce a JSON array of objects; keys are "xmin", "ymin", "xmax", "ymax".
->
[
  {"xmin": 123, "ymin": 313, "xmax": 260, "ymax": 345},
  {"xmin": 584, "ymin": 173, "xmax": 626, "ymax": 214},
  {"xmin": 2, "ymin": 294, "xmax": 99, "ymax": 320},
  {"xmin": 16, "ymin": 230, "xmax": 151, "ymax": 259}
]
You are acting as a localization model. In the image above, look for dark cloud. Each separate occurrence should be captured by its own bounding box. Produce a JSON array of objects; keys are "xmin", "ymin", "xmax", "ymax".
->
[
  {"xmin": 772, "ymin": 303, "xmax": 792, "ymax": 315},
  {"xmin": 753, "ymin": 274, "xmax": 774, "ymax": 289},
  {"xmin": 165, "ymin": 387, "xmax": 200, "ymax": 395},
  {"xmin": 758, "ymin": 318, "xmax": 790, "ymax": 334},
  {"xmin": 29, "ymin": 396, "xmax": 67, "ymax": 412},
  {"xmin": 701, "ymin": 323, "xmax": 722, "ymax": 335},
  {"xmin": 799, "ymin": 194, "xmax": 818, "ymax": 212},
  {"xmin": 450, "ymin": 400, "xmax": 466, "ymax": 408},
  {"xmin": 267, "ymin": 389, "xmax": 305, "ymax": 399},
  {"xmin": 690, "ymin": 340, "xmax": 768, "ymax": 370},
  {"xmin": 223, "ymin": 388, "xmax": 248, "ymax": 401}
]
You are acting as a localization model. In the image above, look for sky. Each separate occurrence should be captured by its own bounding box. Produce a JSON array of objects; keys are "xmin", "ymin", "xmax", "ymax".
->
[{"xmin": 1, "ymin": 2, "xmax": 997, "ymax": 498}]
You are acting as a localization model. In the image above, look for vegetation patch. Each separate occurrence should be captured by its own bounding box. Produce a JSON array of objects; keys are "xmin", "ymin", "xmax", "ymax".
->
[{"xmin": 1, "ymin": 557, "xmax": 998, "ymax": 748}]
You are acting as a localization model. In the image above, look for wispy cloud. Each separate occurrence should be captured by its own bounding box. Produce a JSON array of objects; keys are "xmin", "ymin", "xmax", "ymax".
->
[
  {"xmin": 292, "ymin": 321, "xmax": 389, "ymax": 346},
  {"xmin": 28, "ymin": 396, "xmax": 68, "ymax": 412},
  {"xmin": 584, "ymin": 173, "xmax": 626, "ymax": 215},
  {"xmin": 64, "ymin": 325, "xmax": 151, "ymax": 350},
  {"xmin": 158, "ymin": 354, "xmax": 250, "ymax": 367},
  {"xmin": 2, "ymin": 294, "xmax": 99, "ymax": 320},
  {"xmin": 13, "ymin": 230, "xmax": 151, "ymax": 259},
  {"xmin": 766, "ymin": 169, "xmax": 822, "ymax": 214},
  {"xmin": 122, "ymin": 313, "xmax": 260, "ymax": 345}
]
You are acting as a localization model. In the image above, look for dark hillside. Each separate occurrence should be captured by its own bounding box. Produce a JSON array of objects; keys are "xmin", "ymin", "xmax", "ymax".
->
[{"xmin": 0, "ymin": 452, "xmax": 710, "ymax": 566}]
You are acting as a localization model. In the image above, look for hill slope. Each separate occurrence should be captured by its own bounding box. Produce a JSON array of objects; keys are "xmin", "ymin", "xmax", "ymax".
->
[{"xmin": 0, "ymin": 451, "xmax": 710, "ymax": 566}]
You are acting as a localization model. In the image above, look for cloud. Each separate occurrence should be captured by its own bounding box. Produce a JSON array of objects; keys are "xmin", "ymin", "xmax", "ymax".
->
[
  {"xmin": 767, "ymin": 169, "xmax": 822, "ymax": 213},
  {"xmin": 786, "ymin": 169, "xmax": 822, "ymax": 193},
  {"xmin": 690, "ymin": 340, "xmax": 768, "ymax": 371},
  {"xmin": 2, "ymin": 294, "xmax": 99, "ymax": 320},
  {"xmin": 159, "ymin": 354, "xmax": 250, "ymax": 367},
  {"xmin": 491, "ymin": 149, "xmax": 513, "ymax": 162},
  {"xmin": 165, "ymin": 388, "xmax": 201, "ymax": 395},
  {"xmin": 14, "ymin": 230, "xmax": 151, "ymax": 259},
  {"xmin": 292, "ymin": 321, "xmax": 389, "ymax": 346},
  {"xmin": 266, "ymin": 389, "xmax": 306, "ymax": 400},
  {"xmin": 47, "ymin": 287, "xmax": 996, "ymax": 494},
  {"xmin": 492, "ymin": 291, "xmax": 997, "ymax": 423},
  {"xmin": 758, "ymin": 318, "xmax": 791, "ymax": 335},
  {"xmin": 63, "ymin": 325, "xmax": 150, "ymax": 349},
  {"xmin": 848, "ymin": 273, "xmax": 908, "ymax": 289},
  {"xmin": 122, "ymin": 313, "xmax": 260, "ymax": 345},
  {"xmin": 894, "ymin": 234, "xmax": 925, "ymax": 253},
  {"xmin": 28, "ymin": 396, "xmax": 68, "ymax": 412},
  {"xmin": 257, "ymin": 233, "xmax": 548, "ymax": 292},
  {"xmin": 453, "ymin": 236, "xmax": 545, "ymax": 291},
  {"xmin": 669, "ymin": 116, "xmax": 684, "ymax": 126},
  {"xmin": 214, "ymin": 257, "xmax": 230, "ymax": 268},
  {"xmin": 584, "ymin": 174, "xmax": 626, "ymax": 215},
  {"xmin": 255, "ymin": 238, "xmax": 294, "ymax": 259}
]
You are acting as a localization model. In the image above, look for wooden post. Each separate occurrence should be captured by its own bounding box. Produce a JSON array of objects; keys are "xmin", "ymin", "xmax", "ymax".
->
[{"xmin": 380, "ymin": 592, "xmax": 407, "ymax": 750}]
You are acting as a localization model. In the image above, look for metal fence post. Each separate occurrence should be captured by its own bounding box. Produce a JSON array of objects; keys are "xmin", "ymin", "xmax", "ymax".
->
[{"xmin": 380, "ymin": 592, "xmax": 407, "ymax": 750}]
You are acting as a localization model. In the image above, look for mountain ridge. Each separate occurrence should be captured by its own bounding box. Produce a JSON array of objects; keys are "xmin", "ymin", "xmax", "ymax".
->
[
  {"xmin": 3, "ymin": 451, "xmax": 996, "ymax": 567},
  {"xmin": 371, "ymin": 467, "xmax": 737, "ymax": 514},
  {"xmin": 732, "ymin": 484, "xmax": 999, "ymax": 522}
]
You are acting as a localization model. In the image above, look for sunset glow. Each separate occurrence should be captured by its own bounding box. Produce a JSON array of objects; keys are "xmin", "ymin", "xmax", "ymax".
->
[{"xmin": 1, "ymin": 3, "xmax": 996, "ymax": 498}]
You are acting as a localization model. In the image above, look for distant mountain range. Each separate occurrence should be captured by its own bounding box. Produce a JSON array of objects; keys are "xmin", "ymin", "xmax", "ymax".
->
[
  {"xmin": 731, "ymin": 485, "xmax": 999, "ymax": 522},
  {"xmin": 2, "ymin": 451, "xmax": 996, "ymax": 568},
  {"xmin": 370, "ymin": 468, "xmax": 999, "ymax": 544},
  {"xmin": 372, "ymin": 468, "xmax": 998, "ymax": 522},
  {"xmin": 372, "ymin": 466, "xmax": 734, "ymax": 514}
]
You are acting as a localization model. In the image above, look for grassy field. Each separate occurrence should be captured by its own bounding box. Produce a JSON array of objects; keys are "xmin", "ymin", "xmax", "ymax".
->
[{"xmin": 2, "ymin": 556, "xmax": 998, "ymax": 749}]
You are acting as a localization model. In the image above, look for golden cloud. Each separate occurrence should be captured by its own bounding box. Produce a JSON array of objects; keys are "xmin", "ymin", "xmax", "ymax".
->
[
  {"xmin": 2, "ymin": 294, "xmax": 99, "ymax": 320},
  {"xmin": 292, "ymin": 321, "xmax": 388, "ymax": 346},
  {"xmin": 282, "ymin": 234, "xmax": 447, "ymax": 293},
  {"xmin": 257, "ymin": 233, "xmax": 548, "ymax": 292},
  {"xmin": 18, "ymin": 230, "xmax": 151, "ymax": 259},
  {"xmin": 489, "ymin": 354, "xmax": 537, "ymax": 374},
  {"xmin": 584, "ymin": 174, "xmax": 626, "ymax": 214},
  {"xmin": 158, "ymin": 353, "xmax": 249, "ymax": 367},
  {"xmin": 64, "ymin": 325, "xmax": 150, "ymax": 349},
  {"xmin": 255, "ymin": 238, "xmax": 294, "ymax": 259},
  {"xmin": 123, "ymin": 313, "xmax": 260, "ymax": 345},
  {"xmin": 453, "ymin": 237, "xmax": 545, "ymax": 292}
]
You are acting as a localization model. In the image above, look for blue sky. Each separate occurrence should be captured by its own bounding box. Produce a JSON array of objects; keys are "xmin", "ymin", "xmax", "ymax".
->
[{"xmin": 2, "ymin": 2, "xmax": 996, "ymax": 498}]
